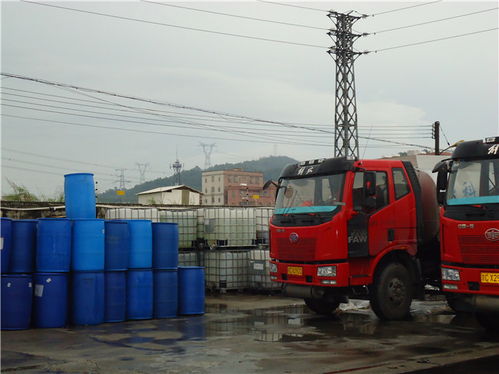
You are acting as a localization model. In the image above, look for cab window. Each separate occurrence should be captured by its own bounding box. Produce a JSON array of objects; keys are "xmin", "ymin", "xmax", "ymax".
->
[
  {"xmin": 393, "ymin": 168, "xmax": 410, "ymax": 200},
  {"xmin": 353, "ymin": 171, "xmax": 389, "ymax": 211}
]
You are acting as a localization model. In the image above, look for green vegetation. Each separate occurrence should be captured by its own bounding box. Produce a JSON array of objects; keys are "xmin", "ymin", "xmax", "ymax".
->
[
  {"xmin": 2, "ymin": 180, "xmax": 64, "ymax": 202},
  {"xmin": 97, "ymin": 155, "xmax": 297, "ymax": 203}
]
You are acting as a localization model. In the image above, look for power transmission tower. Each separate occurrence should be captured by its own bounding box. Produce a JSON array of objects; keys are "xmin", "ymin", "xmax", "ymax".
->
[
  {"xmin": 327, "ymin": 11, "xmax": 366, "ymax": 159},
  {"xmin": 136, "ymin": 163, "xmax": 149, "ymax": 183},
  {"xmin": 200, "ymin": 142, "xmax": 216, "ymax": 169},
  {"xmin": 170, "ymin": 151, "xmax": 183, "ymax": 185},
  {"xmin": 115, "ymin": 168, "xmax": 131, "ymax": 190}
]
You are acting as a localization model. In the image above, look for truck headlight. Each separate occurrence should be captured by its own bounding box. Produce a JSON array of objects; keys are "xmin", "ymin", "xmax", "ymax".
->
[
  {"xmin": 269, "ymin": 262, "xmax": 278, "ymax": 273},
  {"xmin": 317, "ymin": 266, "xmax": 336, "ymax": 277},
  {"xmin": 442, "ymin": 268, "xmax": 460, "ymax": 281}
]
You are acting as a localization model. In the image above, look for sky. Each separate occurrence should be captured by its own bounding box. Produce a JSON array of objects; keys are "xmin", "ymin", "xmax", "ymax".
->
[{"xmin": 1, "ymin": 0, "xmax": 498, "ymax": 197}]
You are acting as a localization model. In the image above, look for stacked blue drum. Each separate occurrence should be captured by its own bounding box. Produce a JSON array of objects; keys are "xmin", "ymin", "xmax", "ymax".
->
[
  {"xmin": 1, "ymin": 171, "xmax": 206, "ymax": 331},
  {"xmin": 127, "ymin": 220, "xmax": 153, "ymax": 320},
  {"xmin": 34, "ymin": 218, "xmax": 71, "ymax": 328},
  {"xmin": 104, "ymin": 220, "xmax": 128, "ymax": 322},
  {"xmin": 153, "ymin": 223, "xmax": 179, "ymax": 318}
]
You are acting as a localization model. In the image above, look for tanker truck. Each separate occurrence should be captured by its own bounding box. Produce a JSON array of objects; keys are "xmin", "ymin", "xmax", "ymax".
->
[
  {"xmin": 267, "ymin": 158, "xmax": 440, "ymax": 320},
  {"xmin": 433, "ymin": 136, "xmax": 499, "ymax": 331}
]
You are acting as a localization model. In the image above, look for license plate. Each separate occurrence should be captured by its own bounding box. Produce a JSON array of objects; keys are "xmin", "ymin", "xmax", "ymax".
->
[
  {"xmin": 480, "ymin": 272, "xmax": 499, "ymax": 284},
  {"xmin": 287, "ymin": 266, "xmax": 303, "ymax": 276}
]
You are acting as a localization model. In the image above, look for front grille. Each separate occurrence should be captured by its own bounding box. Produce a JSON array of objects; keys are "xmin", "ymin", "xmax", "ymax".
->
[
  {"xmin": 276, "ymin": 237, "xmax": 316, "ymax": 261},
  {"xmin": 459, "ymin": 235, "xmax": 499, "ymax": 265}
]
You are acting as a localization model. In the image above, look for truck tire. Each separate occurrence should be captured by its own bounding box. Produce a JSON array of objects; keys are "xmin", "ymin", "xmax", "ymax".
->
[
  {"xmin": 476, "ymin": 312, "xmax": 499, "ymax": 333},
  {"xmin": 304, "ymin": 298, "xmax": 340, "ymax": 315},
  {"xmin": 370, "ymin": 262, "xmax": 413, "ymax": 321}
]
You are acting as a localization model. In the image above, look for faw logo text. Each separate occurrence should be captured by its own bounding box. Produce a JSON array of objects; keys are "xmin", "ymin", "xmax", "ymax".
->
[
  {"xmin": 348, "ymin": 230, "xmax": 368, "ymax": 243},
  {"xmin": 485, "ymin": 228, "xmax": 499, "ymax": 242}
]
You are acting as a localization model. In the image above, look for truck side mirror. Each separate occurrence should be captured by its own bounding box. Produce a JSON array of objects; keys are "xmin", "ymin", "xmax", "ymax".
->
[
  {"xmin": 263, "ymin": 180, "xmax": 277, "ymax": 190},
  {"xmin": 436, "ymin": 170, "xmax": 448, "ymax": 192},
  {"xmin": 363, "ymin": 172, "xmax": 376, "ymax": 197}
]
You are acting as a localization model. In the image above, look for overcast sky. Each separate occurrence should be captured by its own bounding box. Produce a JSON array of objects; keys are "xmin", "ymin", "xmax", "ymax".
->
[{"xmin": 1, "ymin": 0, "xmax": 498, "ymax": 197}]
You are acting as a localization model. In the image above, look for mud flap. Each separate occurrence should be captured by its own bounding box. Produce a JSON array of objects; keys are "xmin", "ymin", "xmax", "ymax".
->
[{"xmin": 348, "ymin": 213, "xmax": 369, "ymax": 257}]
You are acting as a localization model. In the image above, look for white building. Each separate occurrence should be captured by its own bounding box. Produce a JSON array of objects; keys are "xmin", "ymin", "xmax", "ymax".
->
[{"xmin": 137, "ymin": 185, "xmax": 202, "ymax": 206}]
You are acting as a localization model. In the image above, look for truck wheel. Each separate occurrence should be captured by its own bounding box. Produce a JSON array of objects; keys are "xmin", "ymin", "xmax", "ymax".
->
[
  {"xmin": 304, "ymin": 298, "xmax": 340, "ymax": 315},
  {"xmin": 370, "ymin": 262, "xmax": 413, "ymax": 321},
  {"xmin": 445, "ymin": 294, "xmax": 461, "ymax": 313},
  {"xmin": 476, "ymin": 312, "xmax": 499, "ymax": 333}
]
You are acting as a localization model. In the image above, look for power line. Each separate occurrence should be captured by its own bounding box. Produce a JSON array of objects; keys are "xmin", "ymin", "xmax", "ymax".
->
[
  {"xmin": 371, "ymin": 6, "xmax": 499, "ymax": 35},
  {"xmin": 1, "ymin": 113, "xmax": 334, "ymax": 147},
  {"xmin": 2, "ymin": 88, "xmax": 432, "ymax": 132},
  {"xmin": 3, "ymin": 113, "xmax": 430, "ymax": 149},
  {"xmin": 142, "ymin": 1, "xmax": 329, "ymax": 31},
  {"xmin": 1, "ymin": 159, "xmax": 120, "ymax": 183},
  {"xmin": 1, "ymin": 101, "xmax": 337, "ymax": 145},
  {"xmin": 371, "ymin": 0, "xmax": 442, "ymax": 17},
  {"xmin": 1, "ymin": 73, "xmax": 434, "ymax": 148},
  {"xmin": 370, "ymin": 27, "xmax": 499, "ymax": 53},
  {"xmin": 22, "ymin": 1, "xmax": 328, "ymax": 49},
  {"xmin": 256, "ymin": 0, "xmax": 329, "ymax": 13},
  {"xmin": 2, "ymin": 99, "xmax": 431, "ymax": 143}
]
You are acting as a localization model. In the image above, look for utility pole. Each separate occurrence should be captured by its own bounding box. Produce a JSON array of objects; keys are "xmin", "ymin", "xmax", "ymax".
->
[
  {"xmin": 170, "ymin": 151, "xmax": 183, "ymax": 185},
  {"xmin": 327, "ymin": 11, "xmax": 366, "ymax": 159},
  {"xmin": 200, "ymin": 142, "xmax": 216, "ymax": 169},
  {"xmin": 432, "ymin": 121, "xmax": 440, "ymax": 155},
  {"xmin": 136, "ymin": 163, "xmax": 149, "ymax": 184}
]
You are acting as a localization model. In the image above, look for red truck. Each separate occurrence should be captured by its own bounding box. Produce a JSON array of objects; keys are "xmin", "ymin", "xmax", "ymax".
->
[
  {"xmin": 267, "ymin": 158, "xmax": 440, "ymax": 320},
  {"xmin": 434, "ymin": 136, "xmax": 499, "ymax": 330}
]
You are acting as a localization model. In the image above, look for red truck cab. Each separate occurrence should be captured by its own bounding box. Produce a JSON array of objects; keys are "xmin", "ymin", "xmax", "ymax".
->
[
  {"xmin": 268, "ymin": 158, "xmax": 440, "ymax": 320},
  {"xmin": 434, "ymin": 136, "xmax": 499, "ymax": 331}
]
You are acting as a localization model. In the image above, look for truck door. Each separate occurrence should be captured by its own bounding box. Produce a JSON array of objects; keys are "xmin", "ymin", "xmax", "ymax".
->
[{"xmin": 349, "ymin": 171, "xmax": 391, "ymax": 257}]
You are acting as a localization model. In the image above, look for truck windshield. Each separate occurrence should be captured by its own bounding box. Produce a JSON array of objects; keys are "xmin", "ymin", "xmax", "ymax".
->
[
  {"xmin": 447, "ymin": 159, "xmax": 499, "ymax": 205},
  {"xmin": 274, "ymin": 174, "xmax": 345, "ymax": 214}
]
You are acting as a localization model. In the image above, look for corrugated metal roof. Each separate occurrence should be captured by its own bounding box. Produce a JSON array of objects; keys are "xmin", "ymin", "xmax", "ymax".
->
[{"xmin": 136, "ymin": 185, "xmax": 202, "ymax": 196}]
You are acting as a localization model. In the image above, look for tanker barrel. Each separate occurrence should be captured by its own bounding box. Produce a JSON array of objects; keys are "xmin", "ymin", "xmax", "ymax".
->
[{"xmin": 416, "ymin": 170, "xmax": 440, "ymax": 245}]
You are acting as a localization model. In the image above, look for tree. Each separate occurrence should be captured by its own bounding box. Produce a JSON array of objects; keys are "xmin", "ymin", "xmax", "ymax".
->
[{"xmin": 2, "ymin": 180, "xmax": 39, "ymax": 202}]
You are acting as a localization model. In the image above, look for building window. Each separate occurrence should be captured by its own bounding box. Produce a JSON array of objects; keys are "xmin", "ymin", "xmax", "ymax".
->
[
  {"xmin": 211, "ymin": 196, "xmax": 215, "ymax": 203},
  {"xmin": 218, "ymin": 198, "xmax": 221, "ymax": 203},
  {"xmin": 218, "ymin": 187, "xmax": 220, "ymax": 192},
  {"xmin": 205, "ymin": 178, "xmax": 207, "ymax": 183},
  {"xmin": 211, "ymin": 176, "xmax": 214, "ymax": 182},
  {"xmin": 211, "ymin": 186, "xmax": 215, "ymax": 193}
]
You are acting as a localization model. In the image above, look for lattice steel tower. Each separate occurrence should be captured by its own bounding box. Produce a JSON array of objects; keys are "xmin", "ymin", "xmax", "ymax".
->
[
  {"xmin": 170, "ymin": 151, "xmax": 183, "ymax": 185},
  {"xmin": 327, "ymin": 11, "xmax": 365, "ymax": 159}
]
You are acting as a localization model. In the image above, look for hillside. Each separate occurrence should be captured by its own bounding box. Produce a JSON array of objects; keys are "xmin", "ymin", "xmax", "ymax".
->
[{"xmin": 97, "ymin": 155, "xmax": 297, "ymax": 203}]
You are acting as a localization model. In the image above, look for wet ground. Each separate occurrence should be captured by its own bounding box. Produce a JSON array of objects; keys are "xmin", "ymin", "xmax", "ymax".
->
[{"xmin": 2, "ymin": 295, "xmax": 499, "ymax": 373}]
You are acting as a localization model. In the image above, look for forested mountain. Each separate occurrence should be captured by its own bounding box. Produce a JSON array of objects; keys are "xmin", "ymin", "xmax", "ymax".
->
[{"xmin": 97, "ymin": 155, "xmax": 297, "ymax": 203}]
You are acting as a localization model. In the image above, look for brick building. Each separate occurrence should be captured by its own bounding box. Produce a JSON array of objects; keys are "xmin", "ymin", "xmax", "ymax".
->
[{"xmin": 201, "ymin": 169, "xmax": 276, "ymax": 206}]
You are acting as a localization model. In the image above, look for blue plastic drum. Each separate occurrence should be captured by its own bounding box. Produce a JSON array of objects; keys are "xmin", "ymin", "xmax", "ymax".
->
[
  {"xmin": 152, "ymin": 223, "xmax": 179, "ymax": 269},
  {"xmin": 105, "ymin": 221, "xmax": 129, "ymax": 271},
  {"xmin": 36, "ymin": 218, "xmax": 72, "ymax": 272},
  {"xmin": 1, "ymin": 274, "xmax": 33, "ymax": 330},
  {"xmin": 127, "ymin": 269, "xmax": 153, "ymax": 320},
  {"xmin": 1, "ymin": 218, "xmax": 12, "ymax": 273},
  {"xmin": 72, "ymin": 219, "xmax": 105, "ymax": 271},
  {"xmin": 10, "ymin": 220, "xmax": 38, "ymax": 273},
  {"xmin": 154, "ymin": 268, "xmax": 178, "ymax": 318},
  {"xmin": 71, "ymin": 271, "xmax": 104, "ymax": 326},
  {"xmin": 178, "ymin": 266, "xmax": 205, "ymax": 315},
  {"xmin": 64, "ymin": 173, "xmax": 96, "ymax": 219},
  {"xmin": 104, "ymin": 271, "xmax": 126, "ymax": 323},
  {"xmin": 127, "ymin": 220, "xmax": 152, "ymax": 269},
  {"xmin": 33, "ymin": 273, "xmax": 68, "ymax": 328}
]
